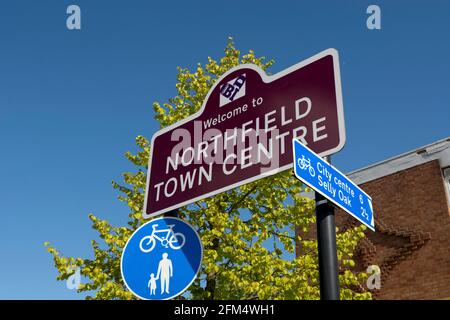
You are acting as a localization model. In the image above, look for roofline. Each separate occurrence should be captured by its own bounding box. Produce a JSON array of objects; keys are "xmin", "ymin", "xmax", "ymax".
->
[{"xmin": 347, "ymin": 136, "xmax": 450, "ymax": 185}]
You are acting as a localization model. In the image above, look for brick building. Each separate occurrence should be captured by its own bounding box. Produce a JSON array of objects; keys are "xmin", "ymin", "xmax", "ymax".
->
[{"xmin": 336, "ymin": 137, "xmax": 450, "ymax": 299}]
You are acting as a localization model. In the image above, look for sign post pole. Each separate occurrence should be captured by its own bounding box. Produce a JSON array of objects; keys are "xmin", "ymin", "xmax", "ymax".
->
[
  {"xmin": 164, "ymin": 209, "xmax": 179, "ymax": 218},
  {"xmin": 315, "ymin": 157, "xmax": 340, "ymax": 300}
]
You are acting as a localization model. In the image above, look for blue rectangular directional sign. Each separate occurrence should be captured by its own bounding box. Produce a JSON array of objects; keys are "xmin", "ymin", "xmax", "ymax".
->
[{"xmin": 292, "ymin": 139, "xmax": 375, "ymax": 231}]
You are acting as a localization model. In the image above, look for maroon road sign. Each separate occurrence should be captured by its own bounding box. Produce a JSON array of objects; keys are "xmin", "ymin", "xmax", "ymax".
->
[{"xmin": 143, "ymin": 48, "xmax": 345, "ymax": 218}]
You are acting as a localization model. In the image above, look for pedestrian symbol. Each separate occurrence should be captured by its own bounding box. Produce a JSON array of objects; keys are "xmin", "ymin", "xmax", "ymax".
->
[{"xmin": 121, "ymin": 217, "xmax": 203, "ymax": 300}]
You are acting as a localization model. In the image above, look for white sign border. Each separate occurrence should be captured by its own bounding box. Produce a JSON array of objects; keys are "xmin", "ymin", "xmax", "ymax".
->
[{"xmin": 143, "ymin": 48, "xmax": 346, "ymax": 219}]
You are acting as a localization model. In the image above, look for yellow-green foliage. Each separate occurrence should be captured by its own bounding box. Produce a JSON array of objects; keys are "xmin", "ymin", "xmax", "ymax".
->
[{"xmin": 45, "ymin": 38, "xmax": 371, "ymax": 300}]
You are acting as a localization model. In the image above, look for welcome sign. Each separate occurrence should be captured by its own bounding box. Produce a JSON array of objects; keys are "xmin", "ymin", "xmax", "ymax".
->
[{"xmin": 143, "ymin": 49, "xmax": 346, "ymax": 218}]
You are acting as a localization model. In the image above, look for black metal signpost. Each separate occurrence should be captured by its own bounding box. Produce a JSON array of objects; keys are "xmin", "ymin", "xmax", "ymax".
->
[
  {"xmin": 164, "ymin": 209, "xmax": 179, "ymax": 218},
  {"xmin": 315, "ymin": 156, "xmax": 340, "ymax": 300}
]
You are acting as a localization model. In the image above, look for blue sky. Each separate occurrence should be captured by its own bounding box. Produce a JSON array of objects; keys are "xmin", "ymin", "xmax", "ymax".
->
[{"xmin": 0, "ymin": 0, "xmax": 449, "ymax": 299}]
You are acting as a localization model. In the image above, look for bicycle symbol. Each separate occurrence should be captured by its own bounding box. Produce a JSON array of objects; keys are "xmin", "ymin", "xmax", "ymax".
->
[
  {"xmin": 139, "ymin": 224, "xmax": 186, "ymax": 253},
  {"xmin": 297, "ymin": 155, "xmax": 315, "ymax": 177}
]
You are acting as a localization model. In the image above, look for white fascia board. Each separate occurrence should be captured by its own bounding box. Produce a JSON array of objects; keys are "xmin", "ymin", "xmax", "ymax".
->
[{"xmin": 347, "ymin": 137, "xmax": 450, "ymax": 185}]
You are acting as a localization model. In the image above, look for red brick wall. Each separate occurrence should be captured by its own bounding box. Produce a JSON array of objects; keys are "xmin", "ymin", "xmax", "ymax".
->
[{"xmin": 335, "ymin": 160, "xmax": 450, "ymax": 299}]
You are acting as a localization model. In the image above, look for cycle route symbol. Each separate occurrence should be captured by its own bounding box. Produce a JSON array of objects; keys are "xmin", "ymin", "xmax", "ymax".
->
[
  {"xmin": 139, "ymin": 223, "xmax": 186, "ymax": 253},
  {"xmin": 297, "ymin": 155, "xmax": 316, "ymax": 177}
]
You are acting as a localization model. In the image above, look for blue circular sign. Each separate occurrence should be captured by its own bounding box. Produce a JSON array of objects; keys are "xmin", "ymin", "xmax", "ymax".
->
[{"xmin": 121, "ymin": 217, "xmax": 203, "ymax": 300}]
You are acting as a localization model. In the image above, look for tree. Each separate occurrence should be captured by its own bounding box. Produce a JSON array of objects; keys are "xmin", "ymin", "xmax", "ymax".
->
[{"xmin": 45, "ymin": 38, "xmax": 371, "ymax": 300}]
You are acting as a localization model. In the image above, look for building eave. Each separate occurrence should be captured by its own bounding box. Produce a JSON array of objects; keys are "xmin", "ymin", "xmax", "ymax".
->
[{"xmin": 347, "ymin": 136, "xmax": 450, "ymax": 185}]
